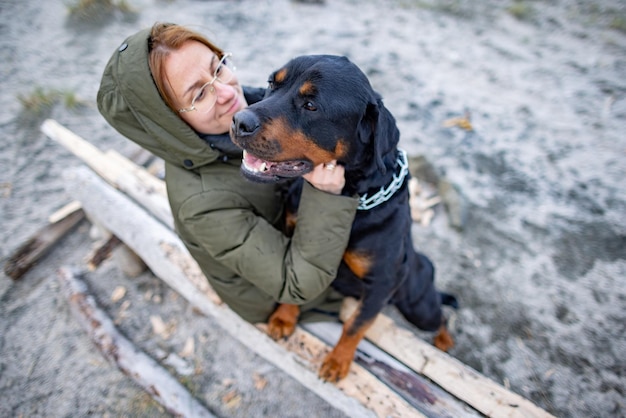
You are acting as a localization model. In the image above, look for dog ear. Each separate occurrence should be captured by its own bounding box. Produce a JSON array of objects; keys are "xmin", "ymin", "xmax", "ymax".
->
[{"xmin": 357, "ymin": 96, "xmax": 399, "ymax": 175}]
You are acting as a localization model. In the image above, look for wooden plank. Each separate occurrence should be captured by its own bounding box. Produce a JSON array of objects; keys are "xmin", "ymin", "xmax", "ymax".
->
[
  {"xmin": 4, "ymin": 207, "xmax": 85, "ymax": 279},
  {"xmin": 48, "ymin": 200, "xmax": 83, "ymax": 224},
  {"xmin": 304, "ymin": 322, "xmax": 481, "ymax": 418},
  {"xmin": 87, "ymin": 234, "xmax": 122, "ymax": 270},
  {"xmin": 57, "ymin": 267, "xmax": 215, "ymax": 418},
  {"xmin": 41, "ymin": 119, "xmax": 116, "ymax": 184},
  {"xmin": 104, "ymin": 149, "xmax": 172, "ymax": 228},
  {"xmin": 41, "ymin": 119, "xmax": 174, "ymax": 230},
  {"xmin": 258, "ymin": 324, "xmax": 424, "ymax": 418},
  {"xmin": 341, "ymin": 299, "xmax": 555, "ymax": 418},
  {"xmin": 63, "ymin": 166, "xmax": 379, "ymax": 418}
]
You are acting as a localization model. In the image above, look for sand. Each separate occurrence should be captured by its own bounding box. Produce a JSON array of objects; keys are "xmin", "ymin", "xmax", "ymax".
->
[{"xmin": 1, "ymin": 0, "xmax": 625, "ymax": 417}]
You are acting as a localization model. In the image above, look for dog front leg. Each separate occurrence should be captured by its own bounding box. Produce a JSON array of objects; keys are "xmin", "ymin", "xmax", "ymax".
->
[{"xmin": 319, "ymin": 305, "xmax": 373, "ymax": 382}]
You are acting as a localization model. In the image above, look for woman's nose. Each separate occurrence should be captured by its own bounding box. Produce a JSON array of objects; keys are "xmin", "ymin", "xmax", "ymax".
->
[{"xmin": 213, "ymin": 81, "xmax": 234, "ymax": 103}]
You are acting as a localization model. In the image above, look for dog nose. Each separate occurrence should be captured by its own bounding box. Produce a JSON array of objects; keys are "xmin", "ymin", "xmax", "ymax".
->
[{"xmin": 232, "ymin": 110, "xmax": 260, "ymax": 137}]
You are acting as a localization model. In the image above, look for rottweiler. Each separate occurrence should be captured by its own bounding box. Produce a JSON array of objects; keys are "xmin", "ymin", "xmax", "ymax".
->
[{"xmin": 230, "ymin": 55, "xmax": 457, "ymax": 382}]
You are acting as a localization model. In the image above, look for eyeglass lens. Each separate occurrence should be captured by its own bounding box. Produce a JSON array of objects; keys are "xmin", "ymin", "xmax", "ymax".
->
[{"xmin": 191, "ymin": 54, "xmax": 235, "ymax": 113}]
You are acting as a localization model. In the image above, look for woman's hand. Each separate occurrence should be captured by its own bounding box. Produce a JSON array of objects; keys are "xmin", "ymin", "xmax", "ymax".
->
[{"xmin": 303, "ymin": 160, "xmax": 345, "ymax": 195}]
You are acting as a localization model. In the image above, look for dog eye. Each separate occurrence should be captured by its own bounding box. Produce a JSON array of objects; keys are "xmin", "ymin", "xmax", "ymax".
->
[{"xmin": 303, "ymin": 101, "xmax": 317, "ymax": 111}]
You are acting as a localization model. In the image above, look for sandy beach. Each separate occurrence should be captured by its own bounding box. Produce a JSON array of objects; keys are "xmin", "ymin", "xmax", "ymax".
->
[{"xmin": 1, "ymin": 0, "xmax": 625, "ymax": 417}]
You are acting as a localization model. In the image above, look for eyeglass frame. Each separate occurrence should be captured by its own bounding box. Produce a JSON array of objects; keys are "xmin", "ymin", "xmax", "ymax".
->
[{"xmin": 178, "ymin": 52, "xmax": 235, "ymax": 114}]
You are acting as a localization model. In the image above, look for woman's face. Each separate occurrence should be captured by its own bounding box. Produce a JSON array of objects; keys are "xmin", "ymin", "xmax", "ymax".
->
[{"xmin": 164, "ymin": 41, "xmax": 247, "ymax": 135}]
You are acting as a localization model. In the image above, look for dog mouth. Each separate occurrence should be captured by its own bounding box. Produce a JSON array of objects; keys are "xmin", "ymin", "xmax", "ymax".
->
[{"xmin": 241, "ymin": 150, "xmax": 313, "ymax": 182}]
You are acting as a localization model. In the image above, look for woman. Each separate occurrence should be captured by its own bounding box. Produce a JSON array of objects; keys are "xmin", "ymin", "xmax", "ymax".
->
[{"xmin": 97, "ymin": 23, "xmax": 358, "ymax": 324}]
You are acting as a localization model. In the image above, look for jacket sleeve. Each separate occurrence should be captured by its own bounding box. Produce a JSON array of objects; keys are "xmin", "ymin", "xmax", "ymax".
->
[{"xmin": 178, "ymin": 181, "xmax": 358, "ymax": 304}]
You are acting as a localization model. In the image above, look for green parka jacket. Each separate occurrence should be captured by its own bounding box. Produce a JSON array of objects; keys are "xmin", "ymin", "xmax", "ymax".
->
[{"xmin": 96, "ymin": 28, "xmax": 358, "ymax": 323}]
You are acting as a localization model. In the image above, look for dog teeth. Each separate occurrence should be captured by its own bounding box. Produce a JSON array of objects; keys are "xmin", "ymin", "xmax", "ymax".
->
[{"xmin": 260, "ymin": 162, "xmax": 267, "ymax": 172}]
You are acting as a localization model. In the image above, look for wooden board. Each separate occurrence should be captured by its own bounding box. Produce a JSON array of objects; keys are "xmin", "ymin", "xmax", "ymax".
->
[
  {"xmin": 41, "ymin": 119, "xmax": 173, "ymax": 230},
  {"xmin": 57, "ymin": 267, "xmax": 215, "ymax": 418},
  {"xmin": 4, "ymin": 206, "xmax": 85, "ymax": 279},
  {"xmin": 304, "ymin": 321, "xmax": 481, "ymax": 418}
]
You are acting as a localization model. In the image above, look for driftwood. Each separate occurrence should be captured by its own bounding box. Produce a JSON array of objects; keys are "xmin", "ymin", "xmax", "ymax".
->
[
  {"xmin": 44, "ymin": 119, "xmax": 555, "ymax": 418},
  {"xmin": 56, "ymin": 266, "xmax": 215, "ymax": 418},
  {"xmin": 41, "ymin": 119, "xmax": 173, "ymax": 230},
  {"xmin": 257, "ymin": 323, "xmax": 425, "ymax": 417},
  {"xmin": 303, "ymin": 321, "xmax": 481, "ymax": 418},
  {"xmin": 87, "ymin": 234, "xmax": 122, "ymax": 270},
  {"xmin": 86, "ymin": 232, "xmax": 146, "ymax": 277},
  {"xmin": 48, "ymin": 200, "xmax": 83, "ymax": 223},
  {"xmin": 4, "ymin": 129, "xmax": 163, "ymax": 281},
  {"xmin": 4, "ymin": 205, "xmax": 85, "ymax": 279}
]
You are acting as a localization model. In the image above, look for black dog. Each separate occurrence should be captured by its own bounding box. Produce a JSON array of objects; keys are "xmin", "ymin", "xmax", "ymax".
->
[{"xmin": 230, "ymin": 55, "xmax": 457, "ymax": 382}]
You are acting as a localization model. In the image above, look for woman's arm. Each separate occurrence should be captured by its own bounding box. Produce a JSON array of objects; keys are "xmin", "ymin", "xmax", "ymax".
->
[{"xmin": 173, "ymin": 164, "xmax": 357, "ymax": 305}]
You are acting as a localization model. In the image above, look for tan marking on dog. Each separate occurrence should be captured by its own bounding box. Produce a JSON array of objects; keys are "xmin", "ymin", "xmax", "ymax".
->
[
  {"xmin": 261, "ymin": 116, "xmax": 344, "ymax": 165},
  {"xmin": 334, "ymin": 140, "xmax": 349, "ymax": 160},
  {"xmin": 298, "ymin": 80, "xmax": 317, "ymax": 96},
  {"xmin": 274, "ymin": 68, "xmax": 288, "ymax": 84},
  {"xmin": 343, "ymin": 250, "xmax": 372, "ymax": 279}
]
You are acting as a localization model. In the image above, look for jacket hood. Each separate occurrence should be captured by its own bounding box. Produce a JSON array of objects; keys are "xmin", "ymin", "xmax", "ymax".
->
[{"xmin": 97, "ymin": 27, "xmax": 223, "ymax": 169}]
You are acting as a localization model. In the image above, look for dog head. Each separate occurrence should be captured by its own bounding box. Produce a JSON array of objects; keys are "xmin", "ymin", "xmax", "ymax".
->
[{"xmin": 230, "ymin": 55, "xmax": 399, "ymax": 183}]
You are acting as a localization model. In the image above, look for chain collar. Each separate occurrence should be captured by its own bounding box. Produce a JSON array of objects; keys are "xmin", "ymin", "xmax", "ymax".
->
[{"xmin": 358, "ymin": 149, "xmax": 409, "ymax": 211}]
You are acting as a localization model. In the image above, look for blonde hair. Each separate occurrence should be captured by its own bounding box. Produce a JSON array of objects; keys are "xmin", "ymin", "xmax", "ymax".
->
[{"xmin": 148, "ymin": 22, "xmax": 224, "ymax": 111}]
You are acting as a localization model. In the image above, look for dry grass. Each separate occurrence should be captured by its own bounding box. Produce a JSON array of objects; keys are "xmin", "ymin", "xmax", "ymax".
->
[
  {"xmin": 507, "ymin": 2, "xmax": 535, "ymax": 21},
  {"xmin": 17, "ymin": 87, "xmax": 84, "ymax": 113},
  {"xmin": 67, "ymin": 0, "xmax": 135, "ymax": 20}
]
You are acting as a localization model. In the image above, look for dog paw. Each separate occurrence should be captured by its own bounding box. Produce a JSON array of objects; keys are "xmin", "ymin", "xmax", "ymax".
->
[
  {"xmin": 319, "ymin": 350, "xmax": 352, "ymax": 382},
  {"xmin": 267, "ymin": 316, "xmax": 296, "ymax": 340},
  {"xmin": 266, "ymin": 304, "xmax": 299, "ymax": 340},
  {"xmin": 433, "ymin": 324, "xmax": 454, "ymax": 352}
]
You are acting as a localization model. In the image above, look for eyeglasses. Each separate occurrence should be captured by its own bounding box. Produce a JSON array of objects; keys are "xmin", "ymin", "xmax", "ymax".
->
[{"xmin": 178, "ymin": 52, "xmax": 236, "ymax": 114}]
